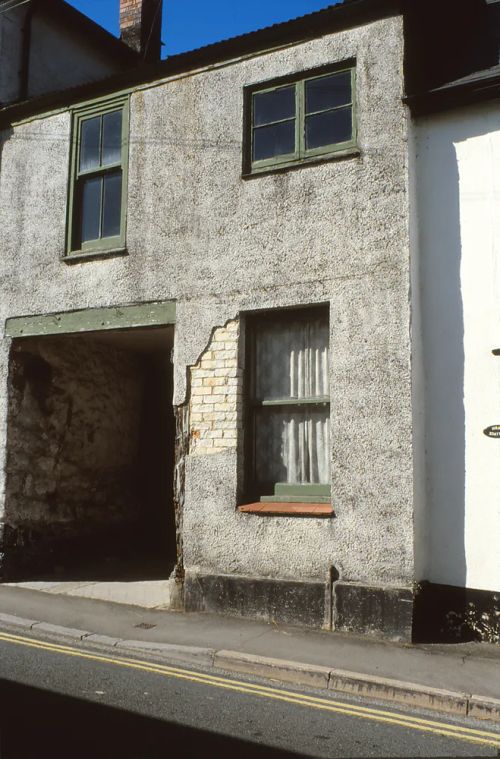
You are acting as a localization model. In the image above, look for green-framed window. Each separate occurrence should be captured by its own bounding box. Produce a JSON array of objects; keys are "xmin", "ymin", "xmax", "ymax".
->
[
  {"xmin": 244, "ymin": 306, "xmax": 331, "ymax": 504},
  {"xmin": 66, "ymin": 96, "xmax": 129, "ymax": 257},
  {"xmin": 244, "ymin": 64, "xmax": 356, "ymax": 175}
]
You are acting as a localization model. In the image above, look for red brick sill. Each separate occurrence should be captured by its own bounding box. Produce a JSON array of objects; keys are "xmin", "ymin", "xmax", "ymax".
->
[{"xmin": 238, "ymin": 502, "xmax": 334, "ymax": 518}]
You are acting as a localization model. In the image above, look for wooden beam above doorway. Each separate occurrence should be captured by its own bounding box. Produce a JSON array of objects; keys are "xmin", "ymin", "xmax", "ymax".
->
[{"xmin": 4, "ymin": 301, "xmax": 176, "ymax": 338}]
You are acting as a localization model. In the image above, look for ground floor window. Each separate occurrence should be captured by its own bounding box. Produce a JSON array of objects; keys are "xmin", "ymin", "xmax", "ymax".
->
[{"xmin": 245, "ymin": 305, "xmax": 330, "ymax": 503}]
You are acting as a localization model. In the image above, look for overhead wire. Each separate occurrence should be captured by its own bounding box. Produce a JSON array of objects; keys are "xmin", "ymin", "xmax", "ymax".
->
[
  {"xmin": 0, "ymin": 0, "xmax": 31, "ymax": 16},
  {"xmin": 141, "ymin": 0, "xmax": 163, "ymax": 61}
]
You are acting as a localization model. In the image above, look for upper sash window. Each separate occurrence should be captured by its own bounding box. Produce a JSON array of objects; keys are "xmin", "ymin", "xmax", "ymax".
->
[{"xmin": 66, "ymin": 97, "xmax": 129, "ymax": 258}]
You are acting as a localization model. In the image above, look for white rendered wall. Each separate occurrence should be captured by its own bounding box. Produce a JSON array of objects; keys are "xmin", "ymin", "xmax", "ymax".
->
[{"xmin": 415, "ymin": 104, "xmax": 500, "ymax": 592}]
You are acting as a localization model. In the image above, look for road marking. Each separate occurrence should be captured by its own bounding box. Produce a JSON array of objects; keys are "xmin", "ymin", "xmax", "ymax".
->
[{"xmin": 0, "ymin": 630, "xmax": 499, "ymax": 749}]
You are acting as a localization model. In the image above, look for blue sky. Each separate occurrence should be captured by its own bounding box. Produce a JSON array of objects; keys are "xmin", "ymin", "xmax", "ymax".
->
[{"xmin": 68, "ymin": 1, "xmax": 335, "ymax": 57}]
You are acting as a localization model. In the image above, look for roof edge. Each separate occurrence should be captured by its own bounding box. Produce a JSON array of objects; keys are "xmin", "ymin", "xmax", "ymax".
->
[
  {"xmin": 0, "ymin": 0, "xmax": 401, "ymax": 128},
  {"xmin": 405, "ymin": 73, "xmax": 500, "ymax": 117}
]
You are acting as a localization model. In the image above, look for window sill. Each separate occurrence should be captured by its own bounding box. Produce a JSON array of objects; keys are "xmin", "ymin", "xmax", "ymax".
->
[
  {"xmin": 62, "ymin": 247, "xmax": 128, "ymax": 264},
  {"xmin": 242, "ymin": 147, "xmax": 360, "ymax": 180},
  {"xmin": 238, "ymin": 502, "xmax": 334, "ymax": 518}
]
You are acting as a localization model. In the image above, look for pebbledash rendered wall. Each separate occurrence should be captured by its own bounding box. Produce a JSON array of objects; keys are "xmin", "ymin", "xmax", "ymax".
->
[{"xmin": 0, "ymin": 13, "xmax": 414, "ymax": 637}]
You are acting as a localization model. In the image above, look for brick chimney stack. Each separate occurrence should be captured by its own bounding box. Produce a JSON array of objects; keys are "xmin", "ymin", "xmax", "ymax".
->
[{"xmin": 120, "ymin": 0, "xmax": 163, "ymax": 63}]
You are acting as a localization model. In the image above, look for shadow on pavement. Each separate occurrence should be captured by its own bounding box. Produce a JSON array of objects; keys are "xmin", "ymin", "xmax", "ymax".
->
[{"xmin": 0, "ymin": 679, "xmax": 300, "ymax": 758}]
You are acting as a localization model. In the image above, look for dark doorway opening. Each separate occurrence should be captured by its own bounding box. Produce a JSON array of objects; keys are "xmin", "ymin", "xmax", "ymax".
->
[
  {"xmin": 136, "ymin": 345, "xmax": 177, "ymax": 576},
  {"xmin": 2, "ymin": 326, "xmax": 177, "ymax": 582}
]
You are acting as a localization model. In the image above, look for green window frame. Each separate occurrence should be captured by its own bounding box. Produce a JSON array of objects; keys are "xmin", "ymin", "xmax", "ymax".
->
[
  {"xmin": 244, "ymin": 306, "xmax": 331, "ymax": 505},
  {"xmin": 66, "ymin": 95, "xmax": 129, "ymax": 258},
  {"xmin": 243, "ymin": 63, "xmax": 356, "ymax": 175}
]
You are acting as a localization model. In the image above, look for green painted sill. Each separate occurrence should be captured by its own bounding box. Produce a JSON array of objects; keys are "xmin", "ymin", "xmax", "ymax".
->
[
  {"xmin": 62, "ymin": 247, "xmax": 128, "ymax": 264},
  {"xmin": 242, "ymin": 146, "xmax": 361, "ymax": 179}
]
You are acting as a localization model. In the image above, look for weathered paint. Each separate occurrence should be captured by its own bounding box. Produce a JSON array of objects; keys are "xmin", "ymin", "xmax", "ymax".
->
[{"xmin": 5, "ymin": 302, "xmax": 176, "ymax": 339}]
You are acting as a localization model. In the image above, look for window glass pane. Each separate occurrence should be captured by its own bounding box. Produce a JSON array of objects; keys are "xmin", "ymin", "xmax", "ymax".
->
[
  {"xmin": 253, "ymin": 121, "xmax": 295, "ymax": 162},
  {"xmin": 79, "ymin": 116, "xmax": 101, "ymax": 172},
  {"xmin": 255, "ymin": 315, "xmax": 329, "ymax": 399},
  {"xmin": 305, "ymin": 107, "xmax": 352, "ymax": 150},
  {"xmin": 102, "ymin": 171, "xmax": 122, "ymax": 238},
  {"xmin": 255, "ymin": 408, "xmax": 330, "ymax": 485},
  {"xmin": 253, "ymin": 86, "xmax": 295, "ymax": 127},
  {"xmin": 80, "ymin": 176, "xmax": 102, "ymax": 242},
  {"xmin": 102, "ymin": 110, "xmax": 122, "ymax": 166},
  {"xmin": 305, "ymin": 71, "xmax": 351, "ymax": 114}
]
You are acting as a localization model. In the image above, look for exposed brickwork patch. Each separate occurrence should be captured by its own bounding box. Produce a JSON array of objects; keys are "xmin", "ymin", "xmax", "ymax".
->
[{"xmin": 189, "ymin": 319, "xmax": 242, "ymax": 455}]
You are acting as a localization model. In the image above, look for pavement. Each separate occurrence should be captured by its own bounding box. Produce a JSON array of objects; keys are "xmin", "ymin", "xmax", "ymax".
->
[
  {"xmin": 0, "ymin": 584, "xmax": 498, "ymax": 723},
  {"xmin": 3, "ymin": 577, "xmax": 177, "ymax": 608}
]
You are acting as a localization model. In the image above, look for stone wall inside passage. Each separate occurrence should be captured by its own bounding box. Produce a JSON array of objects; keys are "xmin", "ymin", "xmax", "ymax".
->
[{"xmin": 3, "ymin": 335, "xmax": 144, "ymax": 574}]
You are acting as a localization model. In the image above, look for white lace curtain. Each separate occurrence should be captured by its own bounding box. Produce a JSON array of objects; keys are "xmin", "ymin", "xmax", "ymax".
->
[{"xmin": 254, "ymin": 315, "xmax": 330, "ymax": 485}]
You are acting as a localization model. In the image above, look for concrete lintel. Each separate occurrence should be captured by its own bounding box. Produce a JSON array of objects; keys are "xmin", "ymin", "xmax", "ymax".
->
[{"xmin": 5, "ymin": 301, "xmax": 176, "ymax": 339}]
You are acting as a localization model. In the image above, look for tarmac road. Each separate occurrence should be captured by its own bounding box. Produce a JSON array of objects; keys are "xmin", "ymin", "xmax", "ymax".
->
[{"xmin": 0, "ymin": 630, "xmax": 498, "ymax": 758}]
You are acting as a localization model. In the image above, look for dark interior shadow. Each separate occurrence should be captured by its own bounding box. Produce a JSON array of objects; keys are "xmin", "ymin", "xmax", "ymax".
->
[
  {"xmin": 0, "ymin": 679, "xmax": 301, "ymax": 759},
  {"xmin": 412, "ymin": 106, "xmax": 498, "ymax": 643},
  {"xmin": 1, "ymin": 333, "xmax": 177, "ymax": 585},
  {"xmin": 405, "ymin": 0, "xmax": 499, "ymax": 96},
  {"xmin": 137, "ymin": 352, "xmax": 177, "ymax": 569},
  {"xmin": 0, "ymin": 517, "xmax": 174, "ymax": 582}
]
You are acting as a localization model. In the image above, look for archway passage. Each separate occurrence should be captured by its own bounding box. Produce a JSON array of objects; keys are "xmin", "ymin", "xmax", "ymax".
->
[{"xmin": 3, "ymin": 326, "xmax": 176, "ymax": 582}]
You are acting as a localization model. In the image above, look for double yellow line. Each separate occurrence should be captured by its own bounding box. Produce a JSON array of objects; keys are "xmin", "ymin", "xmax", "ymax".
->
[{"xmin": 0, "ymin": 630, "xmax": 499, "ymax": 749}]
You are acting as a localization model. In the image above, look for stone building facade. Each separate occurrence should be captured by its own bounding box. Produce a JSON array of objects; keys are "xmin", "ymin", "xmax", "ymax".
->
[{"xmin": 3, "ymin": 0, "xmax": 495, "ymax": 642}]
